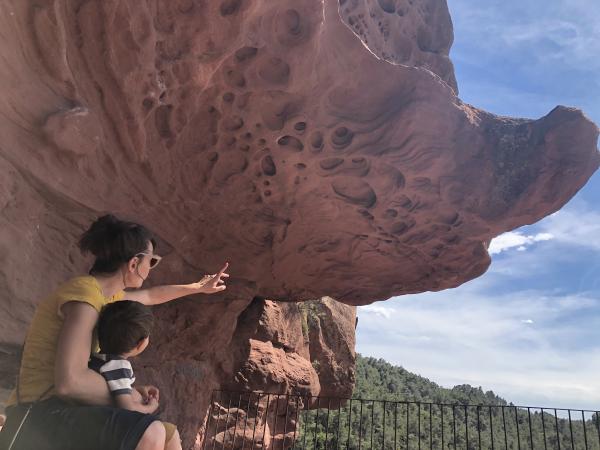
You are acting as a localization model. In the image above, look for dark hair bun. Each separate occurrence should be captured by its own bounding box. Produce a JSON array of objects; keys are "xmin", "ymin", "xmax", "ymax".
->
[
  {"xmin": 79, "ymin": 214, "xmax": 156, "ymax": 275},
  {"xmin": 79, "ymin": 215, "xmax": 123, "ymax": 258}
]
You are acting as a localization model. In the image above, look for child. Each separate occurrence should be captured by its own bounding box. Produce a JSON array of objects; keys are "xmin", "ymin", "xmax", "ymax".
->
[{"xmin": 90, "ymin": 300, "xmax": 180, "ymax": 449}]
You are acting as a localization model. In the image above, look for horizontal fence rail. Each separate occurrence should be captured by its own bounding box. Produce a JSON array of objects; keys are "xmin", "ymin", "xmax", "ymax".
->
[{"xmin": 203, "ymin": 390, "xmax": 600, "ymax": 450}]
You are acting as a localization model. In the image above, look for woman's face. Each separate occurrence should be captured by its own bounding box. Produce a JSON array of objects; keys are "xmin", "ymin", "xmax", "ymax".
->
[{"xmin": 125, "ymin": 242, "xmax": 158, "ymax": 288}]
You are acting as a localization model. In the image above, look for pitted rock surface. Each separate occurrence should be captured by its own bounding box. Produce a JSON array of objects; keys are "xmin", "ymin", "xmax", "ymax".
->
[
  {"xmin": 0, "ymin": 0, "xmax": 598, "ymax": 325},
  {"xmin": 339, "ymin": 0, "xmax": 458, "ymax": 91}
]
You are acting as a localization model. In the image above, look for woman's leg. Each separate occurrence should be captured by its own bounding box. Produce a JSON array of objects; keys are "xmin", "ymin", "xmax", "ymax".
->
[
  {"xmin": 135, "ymin": 420, "xmax": 166, "ymax": 450},
  {"xmin": 165, "ymin": 428, "xmax": 182, "ymax": 450}
]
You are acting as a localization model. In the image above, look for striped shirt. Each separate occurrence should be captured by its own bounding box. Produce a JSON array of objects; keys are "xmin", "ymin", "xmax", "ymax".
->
[{"xmin": 89, "ymin": 354, "xmax": 135, "ymax": 396}]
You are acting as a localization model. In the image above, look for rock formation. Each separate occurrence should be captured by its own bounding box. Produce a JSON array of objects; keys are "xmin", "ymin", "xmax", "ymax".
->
[
  {"xmin": 198, "ymin": 298, "xmax": 356, "ymax": 449},
  {"xmin": 0, "ymin": 0, "xmax": 598, "ymax": 448}
]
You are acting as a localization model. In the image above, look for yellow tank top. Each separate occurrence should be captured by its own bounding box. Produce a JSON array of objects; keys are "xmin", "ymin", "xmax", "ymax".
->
[{"xmin": 7, "ymin": 276, "xmax": 124, "ymax": 405}]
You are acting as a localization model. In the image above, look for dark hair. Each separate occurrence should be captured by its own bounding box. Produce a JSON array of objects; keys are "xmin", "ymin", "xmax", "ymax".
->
[
  {"xmin": 79, "ymin": 214, "xmax": 156, "ymax": 275},
  {"xmin": 97, "ymin": 300, "xmax": 154, "ymax": 355}
]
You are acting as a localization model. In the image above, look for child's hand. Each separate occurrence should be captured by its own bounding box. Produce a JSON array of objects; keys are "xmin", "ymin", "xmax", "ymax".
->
[
  {"xmin": 146, "ymin": 396, "xmax": 159, "ymax": 414},
  {"xmin": 147, "ymin": 386, "xmax": 160, "ymax": 402},
  {"xmin": 136, "ymin": 385, "xmax": 160, "ymax": 403},
  {"xmin": 115, "ymin": 392, "xmax": 159, "ymax": 414}
]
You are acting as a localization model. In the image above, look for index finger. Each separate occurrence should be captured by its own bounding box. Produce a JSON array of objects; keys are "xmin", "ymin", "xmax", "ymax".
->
[{"xmin": 217, "ymin": 262, "xmax": 229, "ymax": 276}]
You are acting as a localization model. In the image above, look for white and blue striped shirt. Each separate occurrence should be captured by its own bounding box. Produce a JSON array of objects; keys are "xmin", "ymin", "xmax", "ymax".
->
[{"xmin": 89, "ymin": 354, "xmax": 135, "ymax": 396}]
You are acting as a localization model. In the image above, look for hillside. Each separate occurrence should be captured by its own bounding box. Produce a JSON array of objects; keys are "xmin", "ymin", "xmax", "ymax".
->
[
  {"xmin": 354, "ymin": 354, "xmax": 507, "ymax": 406},
  {"xmin": 297, "ymin": 355, "xmax": 598, "ymax": 449}
]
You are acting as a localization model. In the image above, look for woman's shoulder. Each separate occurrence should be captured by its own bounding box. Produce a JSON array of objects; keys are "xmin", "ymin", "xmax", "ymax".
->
[
  {"xmin": 53, "ymin": 275, "xmax": 105, "ymax": 311},
  {"xmin": 26, "ymin": 276, "xmax": 102, "ymax": 339},
  {"xmin": 56, "ymin": 275, "xmax": 101, "ymax": 293}
]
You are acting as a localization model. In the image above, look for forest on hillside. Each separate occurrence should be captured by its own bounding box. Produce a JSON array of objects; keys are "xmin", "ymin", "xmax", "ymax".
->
[{"xmin": 294, "ymin": 355, "xmax": 600, "ymax": 449}]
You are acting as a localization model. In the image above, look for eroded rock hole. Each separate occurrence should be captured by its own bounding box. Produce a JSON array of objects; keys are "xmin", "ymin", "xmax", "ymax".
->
[
  {"xmin": 142, "ymin": 98, "xmax": 154, "ymax": 110},
  {"xmin": 277, "ymin": 135, "xmax": 304, "ymax": 152},
  {"xmin": 309, "ymin": 131, "xmax": 324, "ymax": 152},
  {"xmin": 261, "ymin": 155, "xmax": 277, "ymax": 176},
  {"xmin": 377, "ymin": 0, "xmax": 396, "ymax": 13},
  {"xmin": 258, "ymin": 57, "xmax": 290, "ymax": 84},
  {"xmin": 331, "ymin": 126, "xmax": 354, "ymax": 149},
  {"xmin": 235, "ymin": 46, "xmax": 258, "ymax": 62},
  {"xmin": 294, "ymin": 121, "xmax": 306, "ymax": 132},
  {"xmin": 223, "ymin": 116, "xmax": 244, "ymax": 131},
  {"xmin": 283, "ymin": 9, "xmax": 302, "ymax": 36},
  {"xmin": 320, "ymin": 158, "xmax": 344, "ymax": 170},
  {"xmin": 220, "ymin": 0, "xmax": 241, "ymax": 16},
  {"xmin": 332, "ymin": 178, "xmax": 376, "ymax": 208}
]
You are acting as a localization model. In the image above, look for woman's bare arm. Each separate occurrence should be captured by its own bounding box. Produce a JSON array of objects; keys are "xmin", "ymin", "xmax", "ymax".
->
[
  {"xmin": 54, "ymin": 301, "xmax": 112, "ymax": 405},
  {"xmin": 127, "ymin": 262, "xmax": 229, "ymax": 306}
]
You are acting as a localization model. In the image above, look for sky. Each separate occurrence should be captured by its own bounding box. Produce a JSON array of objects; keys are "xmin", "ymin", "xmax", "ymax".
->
[{"xmin": 356, "ymin": 0, "xmax": 600, "ymax": 410}]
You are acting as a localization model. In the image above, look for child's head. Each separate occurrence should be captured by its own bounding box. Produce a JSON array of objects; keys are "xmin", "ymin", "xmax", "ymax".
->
[{"xmin": 97, "ymin": 300, "xmax": 154, "ymax": 357}]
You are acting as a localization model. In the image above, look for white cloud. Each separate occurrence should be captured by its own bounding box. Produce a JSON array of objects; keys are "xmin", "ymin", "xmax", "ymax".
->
[
  {"xmin": 487, "ymin": 201, "xmax": 600, "ymax": 262},
  {"xmin": 481, "ymin": 203, "xmax": 600, "ymax": 285},
  {"xmin": 361, "ymin": 304, "xmax": 394, "ymax": 319},
  {"xmin": 447, "ymin": 0, "xmax": 600, "ymax": 126},
  {"xmin": 449, "ymin": 0, "xmax": 600, "ymax": 71},
  {"xmin": 498, "ymin": 18, "xmax": 600, "ymax": 69},
  {"xmin": 356, "ymin": 287, "xmax": 600, "ymax": 410},
  {"xmin": 538, "ymin": 205, "xmax": 600, "ymax": 251},
  {"xmin": 489, "ymin": 231, "xmax": 554, "ymax": 254}
]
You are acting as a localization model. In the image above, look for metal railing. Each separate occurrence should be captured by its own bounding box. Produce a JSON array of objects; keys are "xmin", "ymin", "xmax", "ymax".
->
[{"xmin": 203, "ymin": 390, "xmax": 600, "ymax": 450}]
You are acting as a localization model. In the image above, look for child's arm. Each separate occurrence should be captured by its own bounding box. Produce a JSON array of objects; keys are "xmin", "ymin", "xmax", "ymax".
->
[
  {"xmin": 94, "ymin": 357, "xmax": 159, "ymax": 413},
  {"xmin": 131, "ymin": 387, "xmax": 145, "ymax": 404},
  {"xmin": 114, "ymin": 392, "xmax": 159, "ymax": 414}
]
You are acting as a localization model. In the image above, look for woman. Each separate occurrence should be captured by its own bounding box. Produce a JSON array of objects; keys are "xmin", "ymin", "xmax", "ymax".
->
[{"xmin": 0, "ymin": 214, "xmax": 229, "ymax": 450}]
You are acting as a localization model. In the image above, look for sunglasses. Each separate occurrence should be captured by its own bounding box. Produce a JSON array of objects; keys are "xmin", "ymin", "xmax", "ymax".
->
[{"xmin": 136, "ymin": 252, "xmax": 162, "ymax": 269}]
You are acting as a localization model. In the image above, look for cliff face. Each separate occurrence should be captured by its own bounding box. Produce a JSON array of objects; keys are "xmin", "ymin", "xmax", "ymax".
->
[
  {"xmin": 204, "ymin": 298, "xmax": 356, "ymax": 449},
  {"xmin": 0, "ymin": 0, "xmax": 599, "ymax": 448}
]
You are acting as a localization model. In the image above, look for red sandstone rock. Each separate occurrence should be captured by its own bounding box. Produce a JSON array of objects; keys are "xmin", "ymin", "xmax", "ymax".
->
[
  {"xmin": 200, "ymin": 298, "xmax": 355, "ymax": 450},
  {"xmin": 223, "ymin": 299, "xmax": 320, "ymax": 396},
  {"xmin": 303, "ymin": 298, "xmax": 357, "ymax": 401},
  {"xmin": 223, "ymin": 298, "xmax": 356, "ymax": 400},
  {"xmin": 0, "ymin": 1, "xmax": 597, "ymax": 333},
  {"xmin": 0, "ymin": 0, "xmax": 599, "ymax": 448},
  {"xmin": 340, "ymin": 0, "xmax": 458, "ymax": 92}
]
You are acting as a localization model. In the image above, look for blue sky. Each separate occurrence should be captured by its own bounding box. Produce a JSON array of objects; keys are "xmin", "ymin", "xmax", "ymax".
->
[{"xmin": 356, "ymin": 0, "xmax": 600, "ymax": 410}]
